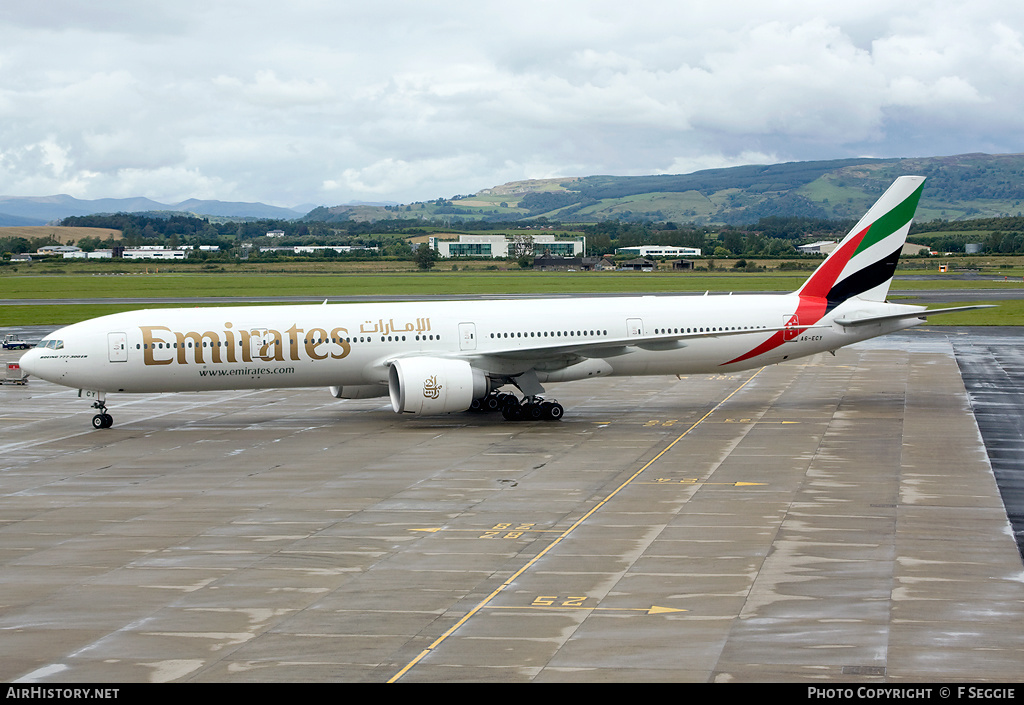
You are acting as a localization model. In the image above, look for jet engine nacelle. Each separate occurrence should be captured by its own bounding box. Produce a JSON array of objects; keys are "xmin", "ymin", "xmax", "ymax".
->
[
  {"xmin": 329, "ymin": 384, "xmax": 389, "ymax": 399},
  {"xmin": 388, "ymin": 357, "xmax": 490, "ymax": 415}
]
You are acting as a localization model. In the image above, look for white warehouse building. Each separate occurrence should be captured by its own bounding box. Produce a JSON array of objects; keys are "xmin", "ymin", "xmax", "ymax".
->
[
  {"xmin": 122, "ymin": 248, "xmax": 186, "ymax": 260},
  {"xmin": 613, "ymin": 245, "xmax": 701, "ymax": 258},
  {"xmin": 429, "ymin": 234, "xmax": 585, "ymax": 258}
]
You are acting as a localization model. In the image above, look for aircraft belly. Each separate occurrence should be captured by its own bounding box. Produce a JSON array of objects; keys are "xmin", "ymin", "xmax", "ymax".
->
[
  {"xmin": 604, "ymin": 329, "xmax": 862, "ymax": 377},
  {"xmin": 85, "ymin": 356, "xmax": 370, "ymax": 394},
  {"xmin": 606, "ymin": 345, "xmax": 732, "ymax": 376}
]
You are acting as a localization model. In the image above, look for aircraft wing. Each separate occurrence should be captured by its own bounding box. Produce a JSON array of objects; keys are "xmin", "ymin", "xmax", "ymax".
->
[{"xmin": 461, "ymin": 323, "xmax": 832, "ymax": 363}]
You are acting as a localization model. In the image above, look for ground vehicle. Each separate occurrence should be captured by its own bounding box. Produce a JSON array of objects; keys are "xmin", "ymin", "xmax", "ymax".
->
[
  {"xmin": 5, "ymin": 362, "xmax": 27, "ymax": 384},
  {"xmin": 2, "ymin": 334, "xmax": 32, "ymax": 350}
]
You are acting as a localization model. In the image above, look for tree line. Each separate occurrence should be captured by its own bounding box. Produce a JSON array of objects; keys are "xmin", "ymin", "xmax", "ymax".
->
[
  {"xmin": 910, "ymin": 216, "xmax": 1024, "ymax": 253},
  {"xmin": 7, "ymin": 210, "xmax": 1024, "ymax": 262}
]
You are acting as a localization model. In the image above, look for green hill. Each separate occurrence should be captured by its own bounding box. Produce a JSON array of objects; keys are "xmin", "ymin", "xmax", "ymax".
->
[{"xmin": 312, "ymin": 153, "xmax": 1024, "ymax": 224}]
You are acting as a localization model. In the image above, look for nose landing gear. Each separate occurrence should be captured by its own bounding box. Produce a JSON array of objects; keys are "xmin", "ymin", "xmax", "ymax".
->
[{"xmin": 90, "ymin": 398, "xmax": 113, "ymax": 429}]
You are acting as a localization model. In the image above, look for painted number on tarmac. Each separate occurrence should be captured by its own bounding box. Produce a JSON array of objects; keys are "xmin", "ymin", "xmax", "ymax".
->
[
  {"xmin": 532, "ymin": 596, "xmax": 590, "ymax": 607},
  {"xmin": 480, "ymin": 523, "xmax": 536, "ymax": 539}
]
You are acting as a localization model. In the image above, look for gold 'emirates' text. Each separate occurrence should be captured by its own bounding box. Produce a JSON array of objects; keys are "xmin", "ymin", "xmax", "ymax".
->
[{"xmin": 140, "ymin": 323, "xmax": 352, "ymax": 366}]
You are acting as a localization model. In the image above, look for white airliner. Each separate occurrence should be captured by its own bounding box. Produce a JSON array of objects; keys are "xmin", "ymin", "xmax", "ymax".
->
[{"xmin": 20, "ymin": 176, "xmax": 987, "ymax": 429}]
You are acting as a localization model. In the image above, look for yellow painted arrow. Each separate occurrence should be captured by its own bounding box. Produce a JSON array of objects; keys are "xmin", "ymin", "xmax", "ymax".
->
[
  {"xmin": 411, "ymin": 527, "xmax": 564, "ymax": 533},
  {"xmin": 643, "ymin": 480, "xmax": 767, "ymax": 486},
  {"xmin": 489, "ymin": 604, "xmax": 687, "ymax": 615}
]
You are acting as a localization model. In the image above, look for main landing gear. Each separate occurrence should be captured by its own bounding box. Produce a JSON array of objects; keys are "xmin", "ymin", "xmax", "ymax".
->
[
  {"xmin": 91, "ymin": 399, "xmax": 113, "ymax": 429},
  {"xmin": 502, "ymin": 397, "xmax": 564, "ymax": 422},
  {"xmin": 469, "ymin": 392, "xmax": 564, "ymax": 421}
]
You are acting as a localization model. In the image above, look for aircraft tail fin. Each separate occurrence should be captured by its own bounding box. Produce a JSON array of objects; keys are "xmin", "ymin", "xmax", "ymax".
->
[{"xmin": 796, "ymin": 175, "xmax": 925, "ymax": 309}]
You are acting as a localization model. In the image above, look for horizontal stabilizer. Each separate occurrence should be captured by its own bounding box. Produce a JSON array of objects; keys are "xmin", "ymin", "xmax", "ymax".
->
[{"xmin": 833, "ymin": 305, "xmax": 996, "ymax": 327}]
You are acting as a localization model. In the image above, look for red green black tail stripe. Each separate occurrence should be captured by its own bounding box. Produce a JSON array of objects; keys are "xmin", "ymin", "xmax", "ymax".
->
[{"xmin": 722, "ymin": 177, "xmax": 924, "ymax": 367}]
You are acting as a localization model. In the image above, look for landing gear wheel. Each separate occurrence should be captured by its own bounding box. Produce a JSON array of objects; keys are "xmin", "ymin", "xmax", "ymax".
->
[
  {"xmin": 89, "ymin": 396, "xmax": 113, "ymax": 429},
  {"xmin": 497, "ymin": 395, "xmax": 565, "ymax": 422},
  {"xmin": 524, "ymin": 403, "xmax": 544, "ymax": 421},
  {"xmin": 542, "ymin": 402, "xmax": 564, "ymax": 421},
  {"xmin": 501, "ymin": 401, "xmax": 522, "ymax": 421}
]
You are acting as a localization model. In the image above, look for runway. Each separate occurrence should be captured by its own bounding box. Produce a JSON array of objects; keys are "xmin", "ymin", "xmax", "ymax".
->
[{"xmin": 0, "ymin": 329, "xmax": 1022, "ymax": 682}]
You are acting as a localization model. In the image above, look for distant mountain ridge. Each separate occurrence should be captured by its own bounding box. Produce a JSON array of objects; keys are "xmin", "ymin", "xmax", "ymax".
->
[
  {"xmin": 502, "ymin": 153, "xmax": 1024, "ymax": 224},
  {"xmin": 0, "ymin": 194, "xmax": 311, "ymax": 226},
  {"xmin": 552, "ymin": 153, "xmax": 1024, "ymax": 223},
  {"xmin": 310, "ymin": 152, "xmax": 1024, "ymax": 225},
  {"xmin": 7, "ymin": 153, "xmax": 1024, "ymax": 228}
]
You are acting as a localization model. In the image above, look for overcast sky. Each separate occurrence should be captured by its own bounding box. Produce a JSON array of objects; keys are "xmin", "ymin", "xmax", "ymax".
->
[{"xmin": 1, "ymin": 1, "xmax": 1022, "ymax": 208}]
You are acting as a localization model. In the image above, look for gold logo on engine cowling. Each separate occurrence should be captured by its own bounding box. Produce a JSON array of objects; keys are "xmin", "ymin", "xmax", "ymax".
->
[{"xmin": 423, "ymin": 374, "xmax": 442, "ymax": 399}]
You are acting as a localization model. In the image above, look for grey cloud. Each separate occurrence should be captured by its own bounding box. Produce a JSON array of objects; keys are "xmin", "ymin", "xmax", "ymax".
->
[{"xmin": 1, "ymin": 1, "xmax": 1022, "ymax": 205}]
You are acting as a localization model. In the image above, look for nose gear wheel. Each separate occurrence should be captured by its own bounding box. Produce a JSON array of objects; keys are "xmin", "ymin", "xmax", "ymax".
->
[{"xmin": 90, "ymin": 398, "xmax": 113, "ymax": 429}]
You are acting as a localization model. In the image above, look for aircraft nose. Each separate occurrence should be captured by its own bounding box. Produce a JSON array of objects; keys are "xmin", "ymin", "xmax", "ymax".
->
[{"xmin": 18, "ymin": 347, "xmax": 40, "ymax": 377}]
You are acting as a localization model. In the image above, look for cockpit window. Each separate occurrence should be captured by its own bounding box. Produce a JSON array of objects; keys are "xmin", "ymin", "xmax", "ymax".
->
[{"xmin": 39, "ymin": 339, "xmax": 64, "ymax": 350}]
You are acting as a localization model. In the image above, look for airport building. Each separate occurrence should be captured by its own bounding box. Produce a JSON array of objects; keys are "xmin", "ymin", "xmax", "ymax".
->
[
  {"xmin": 62, "ymin": 249, "xmax": 113, "ymax": 259},
  {"xmin": 429, "ymin": 234, "xmax": 585, "ymax": 258},
  {"xmin": 121, "ymin": 248, "xmax": 186, "ymax": 260},
  {"xmin": 613, "ymin": 245, "xmax": 701, "ymax": 258},
  {"xmin": 58, "ymin": 246, "xmax": 224, "ymax": 260},
  {"xmin": 258, "ymin": 245, "xmax": 380, "ymax": 255},
  {"xmin": 37, "ymin": 245, "xmax": 82, "ymax": 256},
  {"xmin": 797, "ymin": 241, "xmax": 930, "ymax": 256},
  {"xmin": 797, "ymin": 240, "xmax": 839, "ymax": 254}
]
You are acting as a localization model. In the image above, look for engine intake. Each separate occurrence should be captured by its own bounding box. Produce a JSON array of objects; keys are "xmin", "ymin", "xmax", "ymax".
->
[{"xmin": 388, "ymin": 357, "xmax": 489, "ymax": 415}]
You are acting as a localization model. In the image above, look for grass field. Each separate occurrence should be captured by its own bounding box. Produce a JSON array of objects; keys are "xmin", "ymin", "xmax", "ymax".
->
[
  {"xmin": 914, "ymin": 299, "xmax": 1024, "ymax": 325},
  {"xmin": 0, "ymin": 226, "xmax": 122, "ymax": 243},
  {"xmin": 2, "ymin": 267, "xmax": 1021, "ymax": 326},
  {"xmin": 1, "ymin": 270, "xmax": 810, "ymax": 299}
]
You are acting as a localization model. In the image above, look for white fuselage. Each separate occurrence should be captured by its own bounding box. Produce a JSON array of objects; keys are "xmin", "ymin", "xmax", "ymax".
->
[{"xmin": 20, "ymin": 293, "xmax": 923, "ymax": 397}]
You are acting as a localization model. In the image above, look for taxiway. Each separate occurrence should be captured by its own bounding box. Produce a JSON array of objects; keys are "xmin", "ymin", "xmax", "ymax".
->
[{"xmin": 0, "ymin": 329, "xmax": 1021, "ymax": 682}]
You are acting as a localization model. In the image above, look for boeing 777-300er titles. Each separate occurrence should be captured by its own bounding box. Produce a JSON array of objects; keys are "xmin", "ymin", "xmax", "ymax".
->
[{"xmin": 19, "ymin": 176, "xmax": 990, "ymax": 429}]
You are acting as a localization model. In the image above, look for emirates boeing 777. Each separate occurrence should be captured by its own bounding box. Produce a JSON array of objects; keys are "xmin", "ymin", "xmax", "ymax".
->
[{"xmin": 19, "ymin": 176, "xmax": 988, "ymax": 429}]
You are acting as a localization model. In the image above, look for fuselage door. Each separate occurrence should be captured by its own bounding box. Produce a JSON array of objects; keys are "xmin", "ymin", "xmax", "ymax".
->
[
  {"xmin": 250, "ymin": 328, "xmax": 271, "ymax": 360},
  {"xmin": 108, "ymin": 332, "xmax": 128, "ymax": 362},
  {"xmin": 626, "ymin": 318, "xmax": 644, "ymax": 337},
  {"xmin": 458, "ymin": 322, "xmax": 477, "ymax": 351}
]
